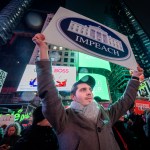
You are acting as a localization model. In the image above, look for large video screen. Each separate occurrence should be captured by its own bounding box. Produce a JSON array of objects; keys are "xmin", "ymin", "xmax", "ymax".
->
[
  {"xmin": 17, "ymin": 64, "xmax": 76, "ymax": 91},
  {"xmin": 79, "ymin": 52, "xmax": 111, "ymax": 71}
]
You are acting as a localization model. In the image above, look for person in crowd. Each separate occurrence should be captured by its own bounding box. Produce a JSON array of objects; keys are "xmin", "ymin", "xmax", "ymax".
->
[
  {"xmin": 143, "ymin": 109, "xmax": 150, "ymax": 139},
  {"xmin": 0, "ymin": 122, "xmax": 21, "ymax": 150},
  {"xmin": 13, "ymin": 106, "xmax": 59, "ymax": 150},
  {"xmin": 1, "ymin": 125, "xmax": 7, "ymax": 131},
  {"xmin": 112, "ymin": 115, "xmax": 129, "ymax": 150},
  {"xmin": 19, "ymin": 118, "xmax": 32, "ymax": 136},
  {"xmin": 94, "ymin": 96, "xmax": 102, "ymax": 103},
  {"xmin": 0, "ymin": 127, "xmax": 4, "ymax": 143},
  {"xmin": 33, "ymin": 33, "xmax": 144, "ymax": 150},
  {"xmin": 126, "ymin": 105, "xmax": 148, "ymax": 149}
]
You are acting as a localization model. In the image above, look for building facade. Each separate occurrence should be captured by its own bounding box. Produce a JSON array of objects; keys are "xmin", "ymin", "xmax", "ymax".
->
[{"xmin": 105, "ymin": 0, "xmax": 150, "ymax": 102}]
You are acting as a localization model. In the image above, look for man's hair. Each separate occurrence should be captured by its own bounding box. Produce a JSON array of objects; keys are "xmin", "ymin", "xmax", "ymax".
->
[
  {"xmin": 70, "ymin": 83, "xmax": 79, "ymax": 95},
  {"xmin": 70, "ymin": 75, "xmax": 95, "ymax": 95}
]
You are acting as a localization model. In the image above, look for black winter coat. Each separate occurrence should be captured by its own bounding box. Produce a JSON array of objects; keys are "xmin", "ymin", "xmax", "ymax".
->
[{"xmin": 13, "ymin": 125, "xmax": 59, "ymax": 150}]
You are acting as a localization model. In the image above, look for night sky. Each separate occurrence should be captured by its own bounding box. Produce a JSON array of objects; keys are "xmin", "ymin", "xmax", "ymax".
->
[
  {"xmin": 125, "ymin": 0, "xmax": 150, "ymax": 37},
  {"xmin": 66, "ymin": 0, "xmax": 150, "ymax": 37}
]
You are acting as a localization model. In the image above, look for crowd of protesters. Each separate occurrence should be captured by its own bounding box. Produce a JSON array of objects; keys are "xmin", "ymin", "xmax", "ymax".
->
[
  {"xmin": 0, "ymin": 104, "xmax": 150, "ymax": 150},
  {"xmin": 113, "ymin": 106, "xmax": 150, "ymax": 150},
  {"xmin": 0, "ymin": 106, "xmax": 59, "ymax": 150}
]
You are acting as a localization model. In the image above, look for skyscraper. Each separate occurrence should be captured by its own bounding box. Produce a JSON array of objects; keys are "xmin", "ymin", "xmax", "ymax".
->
[
  {"xmin": 102, "ymin": 0, "xmax": 150, "ymax": 102},
  {"xmin": 111, "ymin": 0, "xmax": 150, "ymax": 77}
]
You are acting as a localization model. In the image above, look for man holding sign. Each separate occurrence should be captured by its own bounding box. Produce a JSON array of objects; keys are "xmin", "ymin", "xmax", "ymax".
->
[{"xmin": 33, "ymin": 33, "xmax": 144, "ymax": 150}]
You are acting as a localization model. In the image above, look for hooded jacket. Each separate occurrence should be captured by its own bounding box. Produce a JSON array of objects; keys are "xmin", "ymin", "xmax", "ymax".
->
[{"xmin": 13, "ymin": 125, "xmax": 59, "ymax": 150}]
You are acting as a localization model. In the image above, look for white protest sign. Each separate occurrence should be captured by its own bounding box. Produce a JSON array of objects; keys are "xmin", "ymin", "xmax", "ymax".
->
[
  {"xmin": 0, "ymin": 115, "xmax": 14, "ymax": 126},
  {"xmin": 17, "ymin": 64, "xmax": 76, "ymax": 91},
  {"xmin": 43, "ymin": 7, "xmax": 138, "ymax": 70}
]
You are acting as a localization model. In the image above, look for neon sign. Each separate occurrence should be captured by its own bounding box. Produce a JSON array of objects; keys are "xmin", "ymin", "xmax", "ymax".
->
[{"xmin": 0, "ymin": 108, "xmax": 31, "ymax": 122}]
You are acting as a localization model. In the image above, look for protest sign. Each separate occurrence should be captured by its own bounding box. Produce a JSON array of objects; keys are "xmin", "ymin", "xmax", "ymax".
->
[
  {"xmin": 43, "ymin": 7, "xmax": 137, "ymax": 70},
  {"xmin": 134, "ymin": 99, "xmax": 150, "ymax": 115}
]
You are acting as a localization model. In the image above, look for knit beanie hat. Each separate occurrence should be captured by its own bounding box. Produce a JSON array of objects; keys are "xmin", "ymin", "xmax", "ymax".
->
[{"xmin": 32, "ymin": 106, "xmax": 45, "ymax": 125}]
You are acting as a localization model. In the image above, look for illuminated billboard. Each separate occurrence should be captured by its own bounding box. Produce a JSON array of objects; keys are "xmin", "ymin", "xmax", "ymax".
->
[
  {"xmin": 79, "ymin": 52, "xmax": 111, "ymax": 71},
  {"xmin": 17, "ymin": 64, "xmax": 76, "ymax": 91}
]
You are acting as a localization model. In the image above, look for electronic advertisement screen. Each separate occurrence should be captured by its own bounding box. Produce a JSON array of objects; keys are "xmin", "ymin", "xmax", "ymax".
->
[
  {"xmin": 79, "ymin": 52, "xmax": 111, "ymax": 71},
  {"xmin": 17, "ymin": 64, "xmax": 76, "ymax": 91}
]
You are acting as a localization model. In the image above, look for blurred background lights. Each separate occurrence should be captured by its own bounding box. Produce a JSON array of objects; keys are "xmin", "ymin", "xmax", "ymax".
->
[{"xmin": 25, "ymin": 12, "xmax": 43, "ymax": 30}]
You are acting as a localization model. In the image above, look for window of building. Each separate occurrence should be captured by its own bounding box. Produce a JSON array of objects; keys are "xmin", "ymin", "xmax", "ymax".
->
[
  {"xmin": 59, "ymin": 52, "xmax": 62, "ymax": 55},
  {"xmin": 70, "ymin": 52, "xmax": 74, "ymax": 57},
  {"xmin": 70, "ymin": 58, "xmax": 74, "ymax": 63},
  {"xmin": 64, "ymin": 58, "xmax": 68, "ymax": 62},
  {"xmin": 64, "ymin": 52, "xmax": 68, "ymax": 56}
]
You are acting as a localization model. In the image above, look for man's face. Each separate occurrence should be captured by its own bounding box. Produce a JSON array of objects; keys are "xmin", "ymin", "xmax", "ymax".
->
[{"xmin": 71, "ymin": 83, "xmax": 93, "ymax": 106}]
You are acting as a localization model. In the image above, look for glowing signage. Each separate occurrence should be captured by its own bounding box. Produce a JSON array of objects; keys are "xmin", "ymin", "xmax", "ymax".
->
[
  {"xmin": 0, "ymin": 69, "xmax": 7, "ymax": 92},
  {"xmin": 137, "ymin": 78, "xmax": 150, "ymax": 98},
  {"xmin": 0, "ymin": 109, "xmax": 31, "ymax": 125},
  {"xmin": 17, "ymin": 64, "xmax": 76, "ymax": 91},
  {"xmin": 134, "ymin": 99, "xmax": 150, "ymax": 115},
  {"xmin": 78, "ymin": 52, "xmax": 111, "ymax": 70}
]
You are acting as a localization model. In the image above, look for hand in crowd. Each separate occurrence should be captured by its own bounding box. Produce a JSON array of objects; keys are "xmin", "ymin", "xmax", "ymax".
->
[
  {"xmin": 32, "ymin": 33, "xmax": 49, "ymax": 60},
  {"xmin": 0, "ymin": 144, "xmax": 10, "ymax": 150},
  {"xmin": 32, "ymin": 33, "xmax": 46, "ymax": 47},
  {"xmin": 130, "ymin": 64, "xmax": 144, "ymax": 82}
]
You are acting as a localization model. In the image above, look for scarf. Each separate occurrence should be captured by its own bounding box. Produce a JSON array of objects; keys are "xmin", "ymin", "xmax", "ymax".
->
[{"xmin": 70, "ymin": 100, "xmax": 100, "ymax": 124}]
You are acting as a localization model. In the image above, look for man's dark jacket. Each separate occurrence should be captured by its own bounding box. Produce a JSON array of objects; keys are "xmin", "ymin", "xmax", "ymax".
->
[{"xmin": 36, "ymin": 60, "xmax": 140, "ymax": 150}]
